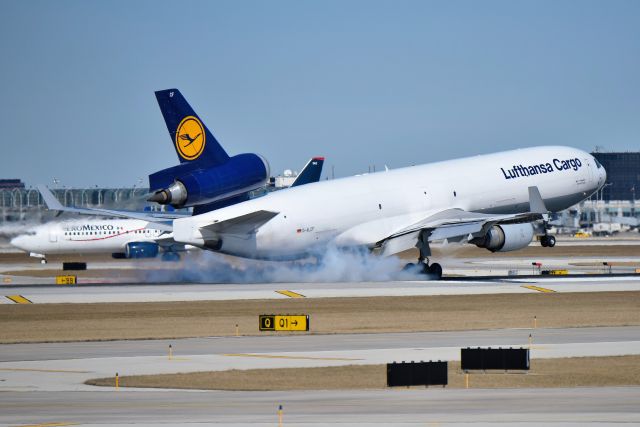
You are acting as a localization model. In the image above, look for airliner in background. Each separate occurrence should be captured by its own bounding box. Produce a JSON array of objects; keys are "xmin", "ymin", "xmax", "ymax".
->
[
  {"xmin": 11, "ymin": 219, "xmax": 172, "ymax": 262},
  {"xmin": 11, "ymin": 157, "xmax": 324, "ymax": 262}
]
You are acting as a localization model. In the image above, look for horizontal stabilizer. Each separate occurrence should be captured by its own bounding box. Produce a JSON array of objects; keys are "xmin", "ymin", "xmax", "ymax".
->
[
  {"xmin": 201, "ymin": 210, "xmax": 279, "ymax": 235},
  {"xmin": 37, "ymin": 185, "xmax": 181, "ymax": 229}
]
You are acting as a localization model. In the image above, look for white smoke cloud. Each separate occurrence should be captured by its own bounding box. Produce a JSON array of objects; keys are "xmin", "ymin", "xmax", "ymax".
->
[{"xmin": 138, "ymin": 245, "xmax": 426, "ymax": 284}]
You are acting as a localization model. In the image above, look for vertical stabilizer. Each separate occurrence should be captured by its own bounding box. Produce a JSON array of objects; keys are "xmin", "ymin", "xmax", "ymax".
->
[
  {"xmin": 155, "ymin": 89, "xmax": 230, "ymax": 166},
  {"xmin": 291, "ymin": 157, "xmax": 325, "ymax": 187}
]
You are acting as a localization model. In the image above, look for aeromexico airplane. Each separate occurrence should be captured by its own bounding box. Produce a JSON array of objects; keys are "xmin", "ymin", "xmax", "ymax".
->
[
  {"xmin": 170, "ymin": 146, "xmax": 606, "ymax": 277},
  {"xmin": 10, "ymin": 219, "xmax": 168, "ymax": 261}
]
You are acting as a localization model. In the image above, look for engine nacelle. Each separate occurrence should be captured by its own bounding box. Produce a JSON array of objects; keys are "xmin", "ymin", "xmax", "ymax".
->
[
  {"xmin": 473, "ymin": 223, "xmax": 534, "ymax": 252},
  {"xmin": 124, "ymin": 242, "xmax": 159, "ymax": 259},
  {"xmin": 148, "ymin": 153, "xmax": 270, "ymax": 208}
]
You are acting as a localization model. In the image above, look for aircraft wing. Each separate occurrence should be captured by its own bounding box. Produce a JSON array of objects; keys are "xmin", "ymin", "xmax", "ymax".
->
[
  {"xmin": 378, "ymin": 209, "xmax": 543, "ymax": 256},
  {"xmin": 37, "ymin": 185, "xmax": 180, "ymax": 231},
  {"xmin": 378, "ymin": 186, "xmax": 548, "ymax": 256}
]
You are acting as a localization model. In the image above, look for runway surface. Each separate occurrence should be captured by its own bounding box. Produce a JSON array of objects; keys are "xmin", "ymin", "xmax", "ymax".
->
[
  {"xmin": 2, "ymin": 275, "xmax": 640, "ymax": 304},
  {"xmin": 2, "ymin": 387, "xmax": 639, "ymax": 426},
  {"xmin": 3, "ymin": 326, "xmax": 639, "ymax": 363},
  {"xmin": 2, "ymin": 250, "xmax": 640, "ymax": 425},
  {"xmin": 1, "ymin": 326, "xmax": 639, "ymax": 425}
]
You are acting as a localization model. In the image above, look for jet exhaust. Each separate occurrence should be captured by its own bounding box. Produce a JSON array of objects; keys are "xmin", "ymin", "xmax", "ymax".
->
[{"xmin": 147, "ymin": 181, "xmax": 187, "ymax": 207}]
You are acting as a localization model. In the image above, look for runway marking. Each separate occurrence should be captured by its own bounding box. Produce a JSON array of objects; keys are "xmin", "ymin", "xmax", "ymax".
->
[
  {"xmin": 0, "ymin": 368, "xmax": 90, "ymax": 374},
  {"xmin": 12, "ymin": 423, "xmax": 78, "ymax": 427},
  {"xmin": 224, "ymin": 353, "xmax": 362, "ymax": 361},
  {"xmin": 6, "ymin": 295, "xmax": 33, "ymax": 304},
  {"xmin": 276, "ymin": 290, "xmax": 306, "ymax": 298},
  {"xmin": 521, "ymin": 285, "xmax": 556, "ymax": 293}
]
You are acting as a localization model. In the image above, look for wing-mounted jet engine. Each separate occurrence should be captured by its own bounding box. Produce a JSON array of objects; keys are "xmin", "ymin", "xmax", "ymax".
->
[
  {"xmin": 469, "ymin": 223, "xmax": 535, "ymax": 252},
  {"xmin": 148, "ymin": 89, "xmax": 270, "ymax": 209}
]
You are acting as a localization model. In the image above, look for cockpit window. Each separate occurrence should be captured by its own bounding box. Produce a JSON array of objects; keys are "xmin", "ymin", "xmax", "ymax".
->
[{"xmin": 594, "ymin": 158, "xmax": 602, "ymax": 169}]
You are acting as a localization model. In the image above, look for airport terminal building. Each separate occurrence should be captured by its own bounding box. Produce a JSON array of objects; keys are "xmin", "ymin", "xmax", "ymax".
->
[
  {"xmin": 592, "ymin": 151, "xmax": 640, "ymax": 202},
  {"xmin": 0, "ymin": 180, "xmax": 152, "ymax": 223}
]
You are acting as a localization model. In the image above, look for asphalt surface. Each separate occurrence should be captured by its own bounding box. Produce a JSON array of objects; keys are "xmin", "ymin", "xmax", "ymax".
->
[
  {"xmin": 1, "ymin": 387, "xmax": 639, "ymax": 426},
  {"xmin": 2, "ymin": 326, "xmax": 640, "ymax": 363},
  {"xmin": 3, "ymin": 275, "xmax": 640, "ymax": 304}
]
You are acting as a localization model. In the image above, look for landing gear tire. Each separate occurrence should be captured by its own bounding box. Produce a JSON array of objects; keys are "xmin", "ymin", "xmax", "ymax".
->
[
  {"xmin": 540, "ymin": 235, "xmax": 556, "ymax": 248},
  {"xmin": 40, "ymin": 259, "xmax": 47, "ymax": 264},
  {"xmin": 403, "ymin": 261, "xmax": 443, "ymax": 280},
  {"xmin": 402, "ymin": 262, "xmax": 416, "ymax": 271},
  {"xmin": 161, "ymin": 252, "xmax": 181, "ymax": 262},
  {"xmin": 427, "ymin": 262, "xmax": 443, "ymax": 279}
]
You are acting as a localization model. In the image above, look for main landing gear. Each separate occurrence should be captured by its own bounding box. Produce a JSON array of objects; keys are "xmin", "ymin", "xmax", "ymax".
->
[
  {"xmin": 404, "ymin": 230, "xmax": 443, "ymax": 279},
  {"xmin": 402, "ymin": 258, "xmax": 443, "ymax": 279}
]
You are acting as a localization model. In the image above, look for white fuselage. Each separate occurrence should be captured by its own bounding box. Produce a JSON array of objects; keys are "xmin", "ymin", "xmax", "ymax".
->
[
  {"xmin": 174, "ymin": 146, "xmax": 606, "ymax": 259},
  {"xmin": 11, "ymin": 219, "xmax": 162, "ymax": 256}
]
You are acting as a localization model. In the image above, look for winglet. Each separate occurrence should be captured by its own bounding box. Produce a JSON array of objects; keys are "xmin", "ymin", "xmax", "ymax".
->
[
  {"xmin": 528, "ymin": 186, "xmax": 548, "ymax": 214},
  {"xmin": 37, "ymin": 184, "xmax": 65, "ymax": 211}
]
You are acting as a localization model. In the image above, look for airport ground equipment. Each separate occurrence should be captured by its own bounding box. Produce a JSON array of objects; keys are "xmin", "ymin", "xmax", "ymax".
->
[
  {"xmin": 387, "ymin": 360, "xmax": 448, "ymax": 387},
  {"xmin": 461, "ymin": 347, "xmax": 530, "ymax": 371},
  {"xmin": 63, "ymin": 262, "xmax": 86, "ymax": 271}
]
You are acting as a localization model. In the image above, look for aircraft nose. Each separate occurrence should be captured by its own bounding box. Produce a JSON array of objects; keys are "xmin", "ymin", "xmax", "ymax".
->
[
  {"xmin": 10, "ymin": 235, "xmax": 26, "ymax": 251},
  {"xmin": 600, "ymin": 165, "xmax": 607, "ymax": 185}
]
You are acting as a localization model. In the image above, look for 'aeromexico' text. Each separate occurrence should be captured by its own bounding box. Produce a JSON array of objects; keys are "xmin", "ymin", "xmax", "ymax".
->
[
  {"xmin": 63, "ymin": 224, "xmax": 115, "ymax": 232},
  {"xmin": 501, "ymin": 158, "xmax": 582, "ymax": 180}
]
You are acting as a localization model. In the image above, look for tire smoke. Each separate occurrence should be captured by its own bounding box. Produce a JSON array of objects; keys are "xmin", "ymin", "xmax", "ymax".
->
[{"xmin": 138, "ymin": 245, "xmax": 420, "ymax": 283}]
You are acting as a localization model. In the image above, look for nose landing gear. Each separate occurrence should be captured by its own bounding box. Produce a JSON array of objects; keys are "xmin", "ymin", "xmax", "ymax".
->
[{"xmin": 540, "ymin": 220, "xmax": 556, "ymax": 248}]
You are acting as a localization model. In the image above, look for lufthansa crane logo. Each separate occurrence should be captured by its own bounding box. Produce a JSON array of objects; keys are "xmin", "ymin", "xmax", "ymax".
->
[{"xmin": 176, "ymin": 116, "xmax": 206, "ymax": 160}]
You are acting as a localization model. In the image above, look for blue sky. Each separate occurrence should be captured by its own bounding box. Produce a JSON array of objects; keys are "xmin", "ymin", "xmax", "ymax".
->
[{"xmin": 1, "ymin": 0, "xmax": 638, "ymax": 187}]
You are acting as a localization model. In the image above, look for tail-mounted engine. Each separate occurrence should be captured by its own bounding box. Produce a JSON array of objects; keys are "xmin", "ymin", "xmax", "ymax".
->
[{"xmin": 148, "ymin": 153, "xmax": 270, "ymax": 208}]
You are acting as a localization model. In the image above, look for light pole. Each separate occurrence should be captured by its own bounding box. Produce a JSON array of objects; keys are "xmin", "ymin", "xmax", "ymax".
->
[{"xmin": 599, "ymin": 182, "xmax": 612, "ymax": 202}]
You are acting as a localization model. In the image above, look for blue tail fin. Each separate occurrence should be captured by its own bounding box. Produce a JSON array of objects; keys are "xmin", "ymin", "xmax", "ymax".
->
[
  {"xmin": 291, "ymin": 157, "xmax": 325, "ymax": 187},
  {"xmin": 155, "ymin": 89, "xmax": 230, "ymax": 166}
]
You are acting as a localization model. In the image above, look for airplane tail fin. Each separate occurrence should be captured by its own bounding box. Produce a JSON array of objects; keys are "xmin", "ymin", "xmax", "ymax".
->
[
  {"xmin": 291, "ymin": 157, "xmax": 325, "ymax": 187},
  {"xmin": 155, "ymin": 89, "xmax": 230, "ymax": 166}
]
